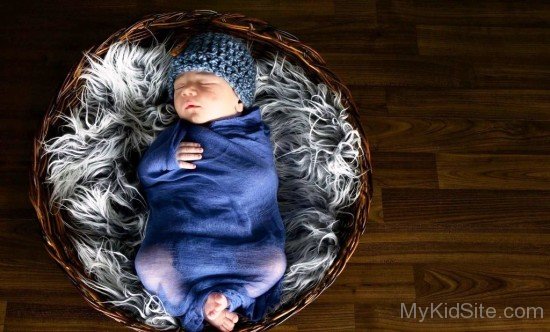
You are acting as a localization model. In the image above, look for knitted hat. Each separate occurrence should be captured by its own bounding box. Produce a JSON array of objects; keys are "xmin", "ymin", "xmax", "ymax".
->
[{"xmin": 168, "ymin": 32, "xmax": 257, "ymax": 108}]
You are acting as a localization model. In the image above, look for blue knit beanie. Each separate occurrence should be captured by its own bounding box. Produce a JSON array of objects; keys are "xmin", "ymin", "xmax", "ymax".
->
[{"xmin": 168, "ymin": 32, "xmax": 257, "ymax": 108}]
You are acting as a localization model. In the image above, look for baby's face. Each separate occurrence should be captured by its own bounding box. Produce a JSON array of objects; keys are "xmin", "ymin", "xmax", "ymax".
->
[{"xmin": 173, "ymin": 71, "xmax": 243, "ymax": 124}]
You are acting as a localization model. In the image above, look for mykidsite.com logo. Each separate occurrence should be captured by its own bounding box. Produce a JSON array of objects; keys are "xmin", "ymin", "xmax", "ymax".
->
[{"xmin": 401, "ymin": 302, "xmax": 544, "ymax": 322}]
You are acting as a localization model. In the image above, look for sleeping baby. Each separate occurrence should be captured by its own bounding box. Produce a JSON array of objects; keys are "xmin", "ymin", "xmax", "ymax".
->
[{"xmin": 134, "ymin": 32, "xmax": 287, "ymax": 332}]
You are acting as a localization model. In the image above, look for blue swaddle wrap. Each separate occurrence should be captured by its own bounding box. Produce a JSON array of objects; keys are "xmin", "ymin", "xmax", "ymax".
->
[{"xmin": 135, "ymin": 106, "xmax": 286, "ymax": 331}]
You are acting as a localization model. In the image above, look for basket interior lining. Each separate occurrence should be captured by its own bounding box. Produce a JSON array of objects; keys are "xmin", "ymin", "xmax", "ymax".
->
[{"xmin": 42, "ymin": 40, "xmax": 362, "ymax": 328}]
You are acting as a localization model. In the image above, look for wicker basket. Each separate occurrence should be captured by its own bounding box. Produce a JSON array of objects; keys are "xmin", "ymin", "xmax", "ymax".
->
[{"xmin": 29, "ymin": 10, "xmax": 374, "ymax": 331}]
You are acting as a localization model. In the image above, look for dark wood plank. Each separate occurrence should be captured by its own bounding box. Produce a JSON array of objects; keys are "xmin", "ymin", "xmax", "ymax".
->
[
  {"xmin": 361, "ymin": 116, "xmax": 550, "ymax": 154},
  {"xmin": 324, "ymin": 53, "xmax": 475, "ymax": 87},
  {"xmin": 271, "ymin": 324, "xmax": 298, "ymax": 331},
  {"xmin": 368, "ymin": 181, "xmax": 384, "ymax": 223},
  {"xmin": 4, "ymin": 302, "xmax": 127, "ymax": 331},
  {"xmin": 387, "ymin": 88, "xmax": 550, "ymax": 121},
  {"xmin": 414, "ymin": 264, "xmax": 550, "ymax": 307},
  {"xmin": 327, "ymin": 53, "xmax": 550, "ymax": 89},
  {"xmin": 349, "ymin": 86, "xmax": 388, "ymax": 116},
  {"xmin": 417, "ymin": 25, "xmax": 550, "ymax": 58},
  {"xmin": 376, "ymin": 0, "xmax": 550, "ymax": 27},
  {"xmin": 370, "ymin": 152, "xmax": 438, "ymax": 188},
  {"xmin": 381, "ymin": 188, "xmax": 550, "ymax": 232},
  {"xmin": 437, "ymin": 153, "xmax": 550, "ymax": 190},
  {"xmin": 295, "ymin": 21, "xmax": 417, "ymax": 55},
  {"xmin": 352, "ymin": 231, "xmax": 550, "ymax": 266},
  {"xmin": 366, "ymin": 152, "xmax": 438, "ymax": 224},
  {"xmin": 292, "ymin": 303, "xmax": 355, "ymax": 331},
  {"xmin": 0, "ymin": 185, "xmax": 35, "ymax": 220},
  {"xmin": 471, "ymin": 57, "xmax": 550, "ymax": 88},
  {"xmin": 314, "ymin": 263, "xmax": 416, "ymax": 304},
  {"xmin": 0, "ymin": 300, "xmax": 5, "ymax": 329}
]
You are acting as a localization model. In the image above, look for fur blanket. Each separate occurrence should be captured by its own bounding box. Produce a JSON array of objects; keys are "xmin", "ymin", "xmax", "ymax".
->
[{"xmin": 42, "ymin": 39, "xmax": 362, "ymax": 329}]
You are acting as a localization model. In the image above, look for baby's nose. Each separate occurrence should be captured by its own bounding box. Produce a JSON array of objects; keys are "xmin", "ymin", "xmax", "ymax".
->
[{"xmin": 182, "ymin": 88, "xmax": 194, "ymax": 96}]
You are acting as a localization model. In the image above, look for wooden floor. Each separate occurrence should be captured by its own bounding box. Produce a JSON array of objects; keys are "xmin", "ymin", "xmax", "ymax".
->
[{"xmin": 2, "ymin": 1, "xmax": 550, "ymax": 331}]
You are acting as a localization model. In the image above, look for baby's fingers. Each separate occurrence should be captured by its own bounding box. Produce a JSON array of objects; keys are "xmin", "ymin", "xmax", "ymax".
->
[
  {"xmin": 177, "ymin": 160, "xmax": 197, "ymax": 169},
  {"xmin": 177, "ymin": 144, "xmax": 203, "ymax": 154},
  {"xmin": 176, "ymin": 151, "xmax": 203, "ymax": 161},
  {"xmin": 176, "ymin": 152, "xmax": 202, "ymax": 169},
  {"xmin": 179, "ymin": 141, "xmax": 202, "ymax": 149},
  {"xmin": 176, "ymin": 142, "xmax": 203, "ymax": 169}
]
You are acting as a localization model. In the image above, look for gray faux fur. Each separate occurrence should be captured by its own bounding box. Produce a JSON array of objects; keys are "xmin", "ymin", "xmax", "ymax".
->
[{"xmin": 41, "ymin": 39, "xmax": 363, "ymax": 329}]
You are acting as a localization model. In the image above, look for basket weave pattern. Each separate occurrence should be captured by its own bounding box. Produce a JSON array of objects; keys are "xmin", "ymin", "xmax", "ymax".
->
[{"xmin": 29, "ymin": 10, "xmax": 373, "ymax": 331}]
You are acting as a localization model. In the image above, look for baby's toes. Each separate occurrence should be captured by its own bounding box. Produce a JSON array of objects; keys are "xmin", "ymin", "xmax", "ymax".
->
[
  {"xmin": 213, "ymin": 293, "xmax": 228, "ymax": 310},
  {"xmin": 222, "ymin": 316, "xmax": 235, "ymax": 331},
  {"xmin": 205, "ymin": 308, "xmax": 218, "ymax": 320},
  {"xmin": 225, "ymin": 310, "xmax": 239, "ymax": 324}
]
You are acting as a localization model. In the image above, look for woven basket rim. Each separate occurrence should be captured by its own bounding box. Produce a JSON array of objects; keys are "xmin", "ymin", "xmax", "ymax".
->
[{"xmin": 29, "ymin": 9, "xmax": 374, "ymax": 332}]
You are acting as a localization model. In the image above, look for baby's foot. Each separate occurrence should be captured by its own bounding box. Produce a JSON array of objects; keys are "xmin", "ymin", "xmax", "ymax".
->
[{"xmin": 203, "ymin": 292, "xmax": 239, "ymax": 331}]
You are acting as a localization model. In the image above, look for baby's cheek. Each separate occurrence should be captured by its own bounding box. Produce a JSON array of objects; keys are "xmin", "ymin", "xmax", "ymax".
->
[{"xmin": 173, "ymin": 97, "xmax": 185, "ymax": 113}]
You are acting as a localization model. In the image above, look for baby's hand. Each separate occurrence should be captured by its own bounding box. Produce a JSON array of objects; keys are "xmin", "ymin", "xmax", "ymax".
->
[{"xmin": 176, "ymin": 142, "xmax": 203, "ymax": 169}]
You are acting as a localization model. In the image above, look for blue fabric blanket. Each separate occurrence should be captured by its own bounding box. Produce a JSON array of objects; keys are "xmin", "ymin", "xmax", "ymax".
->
[{"xmin": 135, "ymin": 106, "xmax": 286, "ymax": 331}]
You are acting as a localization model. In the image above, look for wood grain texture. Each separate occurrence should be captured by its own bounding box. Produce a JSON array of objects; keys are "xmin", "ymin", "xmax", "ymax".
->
[{"xmin": 2, "ymin": 0, "xmax": 550, "ymax": 330}]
